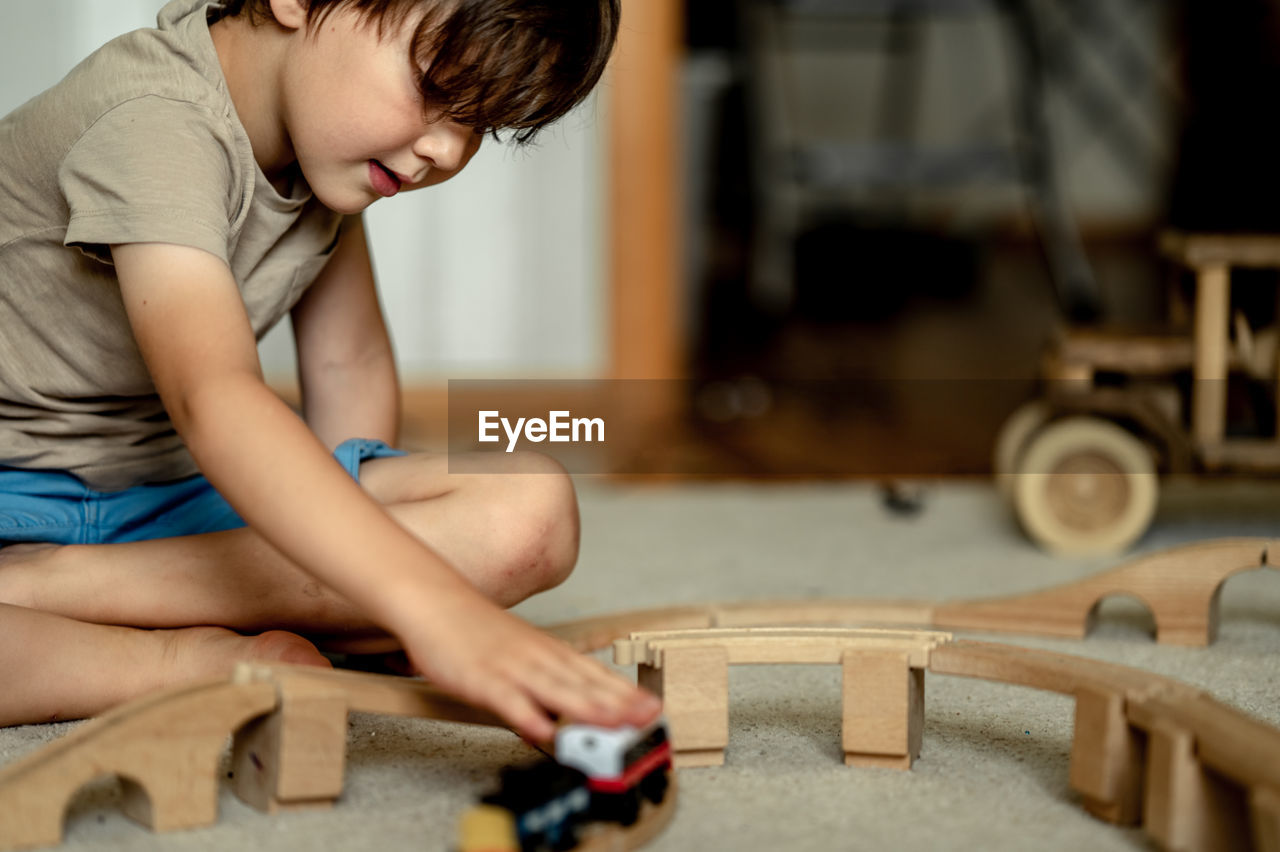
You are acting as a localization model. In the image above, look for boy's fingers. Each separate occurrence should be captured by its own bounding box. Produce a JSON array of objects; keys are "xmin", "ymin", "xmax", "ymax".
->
[
  {"xmin": 408, "ymin": 610, "xmax": 660, "ymax": 741},
  {"xmin": 491, "ymin": 664, "xmax": 659, "ymax": 740},
  {"xmin": 512, "ymin": 649, "xmax": 662, "ymax": 729},
  {"xmin": 505, "ymin": 657, "xmax": 622, "ymax": 727},
  {"xmin": 560, "ymin": 649, "xmax": 663, "ymax": 714},
  {"xmin": 536, "ymin": 638, "xmax": 661, "ymax": 706},
  {"xmin": 475, "ymin": 670, "xmax": 557, "ymax": 744},
  {"xmin": 570, "ymin": 668, "xmax": 661, "ymax": 723}
]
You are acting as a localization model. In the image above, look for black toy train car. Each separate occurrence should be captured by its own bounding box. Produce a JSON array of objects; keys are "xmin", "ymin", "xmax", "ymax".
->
[{"xmin": 457, "ymin": 718, "xmax": 671, "ymax": 852}]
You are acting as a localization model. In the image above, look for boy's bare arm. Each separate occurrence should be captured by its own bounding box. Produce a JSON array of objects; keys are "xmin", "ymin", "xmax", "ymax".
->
[
  {"xmin": 289, "ymin": 215, "xmax": 400, "ymax": 449},
  {"xmin": 111, "ymin": 242, "xmax": 659, "ymax": 741}
]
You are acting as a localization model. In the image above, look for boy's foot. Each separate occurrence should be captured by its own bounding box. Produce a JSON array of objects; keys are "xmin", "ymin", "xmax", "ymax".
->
[
  {"xmin": 159, "ymin": 625, "xmax": 333, "ymax": 684},
  {"xmin": 0, "ymin": 604, "xmax": 330, "ymax": 727}
]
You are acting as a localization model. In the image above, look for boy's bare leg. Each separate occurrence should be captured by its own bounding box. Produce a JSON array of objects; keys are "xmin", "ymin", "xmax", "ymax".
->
[
  {"xmin": 0, "ymin": 603, "xmax": 329, "ymax": 727},
  {"xmin": 0, "ymin": 451, "xmax": 579, "ymax": 641},
  {"xmin": 0, "ymin": 452, "xmax": 652, "ymax": 730}
]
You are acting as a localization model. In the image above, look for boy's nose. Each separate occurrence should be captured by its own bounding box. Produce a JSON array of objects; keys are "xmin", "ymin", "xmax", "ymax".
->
[{"xmin": 413, "ymin": 121, "xmax": 472, "ymax": 175}]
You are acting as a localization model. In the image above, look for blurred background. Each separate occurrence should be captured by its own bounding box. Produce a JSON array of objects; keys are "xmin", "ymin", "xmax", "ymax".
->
[{"xmin": 3, "ymin": 0, "xmax": 1278, "ymax": 479}]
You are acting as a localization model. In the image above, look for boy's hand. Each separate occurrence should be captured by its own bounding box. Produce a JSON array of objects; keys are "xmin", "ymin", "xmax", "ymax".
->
[{"xmin": 396, "ymin": 589, "xmax": 661, "ymax": 744}]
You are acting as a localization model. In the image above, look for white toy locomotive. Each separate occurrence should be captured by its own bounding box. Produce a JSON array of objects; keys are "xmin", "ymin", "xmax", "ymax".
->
[{"xmin": 457, "ymin": 717, "xmax": 671, "ymax": 852}]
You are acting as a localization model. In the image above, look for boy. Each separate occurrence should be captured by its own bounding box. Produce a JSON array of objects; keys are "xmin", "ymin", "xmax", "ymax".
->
[{"xmin": 0, "ymin": 0, "xmax": 660, "ymax": 743}]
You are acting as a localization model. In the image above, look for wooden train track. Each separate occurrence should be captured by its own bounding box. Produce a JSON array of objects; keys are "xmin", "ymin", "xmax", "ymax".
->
[
  {"xmin": 575, "ymin": 776, "xmax": 678, "ymax": 852},
  {"xmin": 0, "ymin": 662, "xmax": 671, "ymax": 852},
  {"xmin": 547, "ymin": 538, "xmax": 1275, "ymax": 650},
  {"xmin": 0, "ymin": 537, "xmax": 1276, "ymax": 851},
  {"xmin": 605, "ymin": 626, "xmax": 1280, "ymax": 850}
]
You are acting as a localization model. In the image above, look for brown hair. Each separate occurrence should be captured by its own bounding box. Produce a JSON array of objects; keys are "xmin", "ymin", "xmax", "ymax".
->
[{"xmin": 219, "ymin": 0, "xmax": 621, "ymax": 143}]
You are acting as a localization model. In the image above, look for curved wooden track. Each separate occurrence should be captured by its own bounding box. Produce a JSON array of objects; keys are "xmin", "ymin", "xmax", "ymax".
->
[
  {"xmin": 576, "ymin": 776, "xmax": 679, "ymax": 852},
  {"xmin": 0, "ymin": 665, "xmax": 669, "ymax": 852},
  {"xmin": 934, "ymin": 538, "xmax": 1274, "ymax": 645},
  {"xmin": 547, "ymin": 537, "xmax": 1276, "ymax": 649},
  {"xmin": 615, "ymin": 627, "xmax": 951, "ymax": 769},
  {"xmin": 934, "ymin": 640, "xmax": 1280, "ymax": 851},
  {"xmin": 606, "ymin": 627, "xmax": 1280, "ymax": 851},
  {"xmin": 0, "ymin": 538, "xmax": 1277, "ymax": 851},
  {"xmin": 0, "ymin": 677, "xmax": 277, "ymax": 850}
]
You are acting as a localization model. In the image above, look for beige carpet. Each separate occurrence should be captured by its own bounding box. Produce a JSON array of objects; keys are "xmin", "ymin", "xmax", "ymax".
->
[{"xmin": 1, "ymin": 478, "xmax": 1277, "ymax": 851}]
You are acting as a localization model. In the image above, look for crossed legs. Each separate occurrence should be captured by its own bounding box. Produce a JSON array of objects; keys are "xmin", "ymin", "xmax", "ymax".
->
[{"xmin": 0, "ymin": 451, "xmax": 580, "ymax": 726}]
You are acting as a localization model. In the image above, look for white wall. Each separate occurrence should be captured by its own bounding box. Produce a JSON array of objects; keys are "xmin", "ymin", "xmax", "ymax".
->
[{"xmin": 0, "ymin": 0, "xmax": 608, "ymax": 381}]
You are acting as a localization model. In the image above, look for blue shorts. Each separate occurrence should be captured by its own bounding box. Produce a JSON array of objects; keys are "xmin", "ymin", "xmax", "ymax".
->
[{"xmin": 0, "ymin": 438, "xmax": 405, "ymax": 547}]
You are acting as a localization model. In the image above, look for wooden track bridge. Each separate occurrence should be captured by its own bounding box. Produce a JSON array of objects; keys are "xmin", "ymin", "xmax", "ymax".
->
[{"xmin": 0, "ymin": 538, "xmax": 1277, "ymax": 852}]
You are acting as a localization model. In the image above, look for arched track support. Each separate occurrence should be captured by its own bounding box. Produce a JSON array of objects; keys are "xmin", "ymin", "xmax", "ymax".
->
[
  {"xmin": 607, "ymin": 629, "xmax": 1280, "ymax": 852},
  {"xmin": 2, "ymin": 538, "xmax": 1279, "ymax": 851},
  {"xmin": 931, "ymin": 640, "xmax": 1280, "ymax": 852},
  {"xmin": 0, "ymin": 664, "xmax": 672, "ymax": 852},
  {"xmin": 0, "ymin": 677, "xmax": 276, "ymax": 851},
  {"xmin": 933, "ymin": 538, "xmax": 1274, "ymax": 645},
  {"xmin": 547, "ymin": 539, "xmax": 1278, "ymax": 650},
  {"xmin": 615, "ymin": 628, "xmax": 950, "ymax": 768},
  {"xmin": 227, "ymin": 664, "xmax": 504, "ymax": 813}
]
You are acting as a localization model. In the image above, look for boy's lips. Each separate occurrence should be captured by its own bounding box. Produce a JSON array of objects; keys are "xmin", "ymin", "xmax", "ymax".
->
[{"xmin": 369, "ymin": 160, "xmax": 402, "ymax": 197}]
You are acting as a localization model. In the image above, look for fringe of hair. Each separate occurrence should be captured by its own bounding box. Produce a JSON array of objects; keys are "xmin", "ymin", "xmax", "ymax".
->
[{"xmin": 218, "ymin": 0, "xmax": 620, "ymax": 143}]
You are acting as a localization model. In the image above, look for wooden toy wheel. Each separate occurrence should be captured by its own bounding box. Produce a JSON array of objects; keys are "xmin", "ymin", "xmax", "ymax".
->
[
  {"xmin": 993, "ymin": 401, "xmax": 1051, "ymax": 497},
  {"xmin": 1012, "ymin": 417, "xmax": 1157, "ymax": 555}
]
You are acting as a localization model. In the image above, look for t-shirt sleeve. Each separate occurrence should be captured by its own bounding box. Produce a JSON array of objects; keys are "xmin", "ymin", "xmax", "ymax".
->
[{"xmin": 59, "ymin": 95, "xmax": 242, "ymax": 266}]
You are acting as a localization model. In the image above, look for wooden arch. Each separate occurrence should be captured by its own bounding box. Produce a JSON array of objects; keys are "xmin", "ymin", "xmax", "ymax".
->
[
  {"xmin": 547, "ymin": 538, "xmax": 1277, "ymax": 650},
  {"xmin": 0, "ymin": 678, "xmax": 278, "ymax": 849},
  {"xmin": 1, "ymin": 538, "xmax": 1278, "ymax": 852},
  {"xmin": 0, "ymin": 664, "xmax": 670, "ymax": 852},
  {"xmin": 934, "ymin": 538, "xmax": 1274, "ymax": 645}
]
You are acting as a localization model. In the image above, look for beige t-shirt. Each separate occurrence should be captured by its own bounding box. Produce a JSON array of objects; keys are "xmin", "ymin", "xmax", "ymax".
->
[{"xmin": 0, "ymin": 0, "xmax": 344, "ymax": 491}]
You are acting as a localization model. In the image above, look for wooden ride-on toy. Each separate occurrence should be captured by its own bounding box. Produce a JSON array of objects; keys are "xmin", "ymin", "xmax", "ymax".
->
[{"xmin": 995, "ymin": 232, "xmax": 1280, "ymax": 556}]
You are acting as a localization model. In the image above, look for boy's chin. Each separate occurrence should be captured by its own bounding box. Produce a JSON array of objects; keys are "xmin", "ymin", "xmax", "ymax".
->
[{"xmin": 313, "ymin": 187, "xmax": 376, "ymax": 216}]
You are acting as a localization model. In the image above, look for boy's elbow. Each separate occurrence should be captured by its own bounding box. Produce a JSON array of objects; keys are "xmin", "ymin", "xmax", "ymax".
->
[{"xmin": 164, "ymin": 370, "xmax": 272, "ymax": 448}]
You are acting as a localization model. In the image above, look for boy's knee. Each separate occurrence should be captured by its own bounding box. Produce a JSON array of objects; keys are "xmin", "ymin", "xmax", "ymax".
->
[{"xmin": 490, "ymin": 453, "xmax": 580, "ymax": 601}]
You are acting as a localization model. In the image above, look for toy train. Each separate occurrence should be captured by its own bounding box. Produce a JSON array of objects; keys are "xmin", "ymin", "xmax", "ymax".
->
[{"xmin": 457, "ymin": 718, "xmax": 671, "ymax": 852}]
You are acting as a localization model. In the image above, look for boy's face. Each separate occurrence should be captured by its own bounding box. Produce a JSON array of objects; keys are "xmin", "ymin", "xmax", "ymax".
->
[{"xmin": 277, "ymin": 4, "xmax": 482, "ymax": 213}]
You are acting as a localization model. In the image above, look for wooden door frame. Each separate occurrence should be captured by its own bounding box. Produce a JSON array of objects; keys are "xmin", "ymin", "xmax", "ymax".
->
[{"xmin": 608, "ymin": 0, "xmax": 683, "ymax": 380}]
